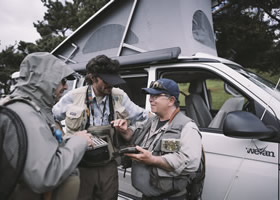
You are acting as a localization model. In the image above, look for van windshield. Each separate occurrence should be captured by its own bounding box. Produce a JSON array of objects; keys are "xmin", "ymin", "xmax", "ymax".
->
[{"xmin": 228, "ymin": 64, "xmax": 280, "ymax": 101}]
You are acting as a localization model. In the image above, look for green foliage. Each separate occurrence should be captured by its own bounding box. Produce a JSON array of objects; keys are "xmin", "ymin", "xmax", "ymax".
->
[
  {"xmin": 206, "ymin": 80, "xmax": 232, "ymax": 110},
  {"xmin": 35, "ymin": 0, "xmax": 109, "ymax": 38},
  {"xmin": 213, "ymin": 0, "xmax": 280, "ymax": 73},
  {"xmin": 249, "ymin": 68, "xmax": 280, "ymax": 84},
  {"xmin": 0, "ymin": 0, "xmax": 109, "ymax": 90},
  {"xmin": 72, "ymin": 0, "xmax": 109, "ymax": 29},
  {"xmin": 1, "ymin": 0, "xmax": 280, "ymax": 94},
  {"xmin": 0, "ymin": 46, "xmax": 24, "ymax": 93}
]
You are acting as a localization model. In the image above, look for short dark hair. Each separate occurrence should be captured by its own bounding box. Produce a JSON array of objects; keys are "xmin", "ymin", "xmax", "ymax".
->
[
  {"xmin": 86, "ymin": 55, "xmax": 120, "ymax": 76},
  {"xmin": 174, "ymin": 99, "xmax": 180, "ymax": 108}
]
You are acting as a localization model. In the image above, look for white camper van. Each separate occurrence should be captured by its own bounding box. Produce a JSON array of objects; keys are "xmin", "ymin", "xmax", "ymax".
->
[
  {"xmin": 51, "ymin": 1, "xmax": 280, "ymax": 199},
  {"xmin": 62, "ymin": 48, "xmax": 280, "ymax": 200}
]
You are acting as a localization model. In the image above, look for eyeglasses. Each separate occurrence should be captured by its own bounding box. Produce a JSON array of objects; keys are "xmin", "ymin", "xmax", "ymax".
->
[
  {"xmin": 149, "ymin": 94, "xmax": 170, "ymax": 101},
  {"xmin": 149, "ymin": 80, "xmax": 168, "ymax": 91}
]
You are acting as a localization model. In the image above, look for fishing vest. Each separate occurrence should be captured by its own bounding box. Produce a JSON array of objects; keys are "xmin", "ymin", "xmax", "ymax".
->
[
  {"xmin": 65, "ymin": 86, "xmax": 129, "ymax": 167},
  {"xmin": 131, "ymin": 112, "xmax": 203, "ymax": 197},
  {"xmin": 65, "ymin": 86, "xmax": 129, "ymax": 133}
]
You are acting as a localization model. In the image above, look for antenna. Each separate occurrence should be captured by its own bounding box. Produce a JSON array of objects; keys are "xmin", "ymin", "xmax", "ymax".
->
[{"xmin": 260, "ymin": 77, "xmax": 280, "ymax": 120}]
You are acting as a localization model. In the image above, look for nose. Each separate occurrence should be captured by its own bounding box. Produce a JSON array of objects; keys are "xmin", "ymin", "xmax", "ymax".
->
[{"xmin": 149, "ymin": 95, "xmax": 155, "ymax": 102}]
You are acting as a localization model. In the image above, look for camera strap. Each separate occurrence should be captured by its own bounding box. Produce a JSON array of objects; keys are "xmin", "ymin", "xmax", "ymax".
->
[{"xmin": 86, "ymin": 86, "xmax": 114, "ymax": 128}]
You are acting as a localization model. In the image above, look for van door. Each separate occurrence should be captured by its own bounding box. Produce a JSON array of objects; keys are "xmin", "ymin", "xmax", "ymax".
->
[{"xmin": 158, "ymin": 66, "xmax": 279, "ymax": 200}]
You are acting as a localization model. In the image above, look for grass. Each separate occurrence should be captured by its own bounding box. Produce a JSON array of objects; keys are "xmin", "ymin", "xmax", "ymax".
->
[
  {"xmin": 178, "ymin": 70, "xmax": 280, "ymax": 110},
  {"xmin": 179, "ymin": 80, "xmax": 235, "ymax": 110},
  {"xmin": 248, "ymin": 68, "xmax": 280, "ymax": 85}
]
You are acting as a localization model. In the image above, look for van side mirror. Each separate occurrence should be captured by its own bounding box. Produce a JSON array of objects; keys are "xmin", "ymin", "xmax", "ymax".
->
[{"xmin": 223, "ymin": 111, "xmax": 276, "ymax": 139}]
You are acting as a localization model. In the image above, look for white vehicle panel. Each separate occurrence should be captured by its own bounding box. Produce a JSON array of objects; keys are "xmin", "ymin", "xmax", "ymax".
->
[{"xmin": 202, "ymin": 132, "xmax": 278, "ymax": 200}]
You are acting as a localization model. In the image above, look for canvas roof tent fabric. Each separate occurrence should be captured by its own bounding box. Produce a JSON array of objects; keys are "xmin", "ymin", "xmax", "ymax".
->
[{"xmin": 52, "ymin": 0, "xmax": 216, "ymax": 68}]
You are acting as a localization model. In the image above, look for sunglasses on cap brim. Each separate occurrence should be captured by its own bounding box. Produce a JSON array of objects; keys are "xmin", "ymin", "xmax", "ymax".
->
[{"xmin": 149, "ymin": 80, "xmax": 168, "ymax": 91}]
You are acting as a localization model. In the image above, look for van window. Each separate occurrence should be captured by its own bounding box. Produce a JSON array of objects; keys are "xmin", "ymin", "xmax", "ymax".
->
[
  {"xmin": 83, "ymin": 24, "xmax": 139, "ymax": 54},
  {"xmin": 160, "ymin": 68, "xmax": 250, "ymax": 129},
  {"xmin": 119, "ymin": 74, "xmax": 148, "ymax": 108},
  {"xmin": 205, "ymin": 79, "xmax": 233, "ymax": 111},
  {"xmin": 192, "ymin": 10, "xmax": 216, "ymax": 49}
]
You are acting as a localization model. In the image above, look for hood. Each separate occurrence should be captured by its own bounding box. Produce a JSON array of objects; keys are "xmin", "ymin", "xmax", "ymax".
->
[{"xmin": 13, "ymin": 52, "xmax": 74, "ymax": 123}]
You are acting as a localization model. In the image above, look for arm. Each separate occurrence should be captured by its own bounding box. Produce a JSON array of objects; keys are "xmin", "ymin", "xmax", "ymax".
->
[
  {"xmin": 126, "ymin": 146, "xmax": 174, "ymax": 171},
  {"xmin": 112, "ymin": 119, "xmax": 134, "ymax": 141},
  {"xmin": 112, "ymin": 117, "xmax": 150, "ymax": 142},
  {"xmin": 11, "ymin": 102, "xmax": 90, "ymax": 193},
  {"xmin": 162, "ymin": 122, "xmax": 202, "ymax": 175},
  {"xmin": 52, "ymin": 91, "xmax": 73, "ymax": 121},
  {"xmin": 121, "ymin": 91, "xmax": 149, "ymax": 124}
]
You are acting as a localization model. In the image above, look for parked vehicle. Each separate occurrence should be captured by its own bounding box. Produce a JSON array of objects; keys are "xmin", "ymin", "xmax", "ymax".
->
[
  {"xmin": 56, "ymin": 47, "xmax": 280, "ymax": 199},
  {"xmin": 51, "ymin": 1, "xmax": 280, "ymax": 199}
]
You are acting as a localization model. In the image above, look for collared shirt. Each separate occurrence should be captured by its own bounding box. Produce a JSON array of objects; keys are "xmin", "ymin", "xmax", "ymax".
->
[
  {"xmin": 53, "ymin": 85, "xmax": 148, "ymax": 126},
  {"xmin": 88, "ymin": 86, "xmax": 110, "ymax": 126}
]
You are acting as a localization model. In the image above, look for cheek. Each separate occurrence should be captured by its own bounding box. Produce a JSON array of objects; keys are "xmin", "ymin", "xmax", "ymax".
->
[
  {"xmin": 95, "ymin": 82, "xmax": 102, "ymax": 90},
  {"xmin": 55, "ymin": 85, "xmax": 61, "ymax": 95},
  {"xmin": 157, "ymin": 102, "xmax": 167, "ymax": 109}
]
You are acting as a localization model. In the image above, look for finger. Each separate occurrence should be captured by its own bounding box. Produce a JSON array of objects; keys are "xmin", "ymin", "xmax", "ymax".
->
[
  {"xmin": 135, "ymin": 146, "xmax": 146, "ymax": 153},
  {"xmin": 124, "ymin": 153, "xmax": 138, "ymax": 158},
  {"xmin": 119, "ymin": 120, "xmax": 125, "ymax": 126},
  {"xmin": 89, "ymin": 138, "xmax": 94, "ymax": 147},
  {"xmin": 111, "ymin": 120, "xmax": 118, "ymax": 127}
]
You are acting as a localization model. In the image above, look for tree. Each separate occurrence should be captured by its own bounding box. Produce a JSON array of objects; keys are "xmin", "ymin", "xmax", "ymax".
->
[
  {"xmin": 15, "ymin": 0, "xmax": 109, "ymax": 56},
  {"xmin": 213, "ymin": 0, "xmax": 280, "ymax": 72},
  {"xmin": 1, "ymin": 0, "xmax": 280, "ymax": 90},
  {"xmin": 32, "ymin": 0, "xmax": 109, "ymax": 48},
  {"xmin": 0, "ymin": 0, "xmax": 109, "ymax": 94},
  {"xmin": 0, "ymin": 46, "xmax": 25, "ymax": 93}
]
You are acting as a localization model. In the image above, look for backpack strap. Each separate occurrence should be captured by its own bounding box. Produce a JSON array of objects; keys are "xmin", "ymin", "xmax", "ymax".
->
[
  {"xmin": 0, "ymin": 95, "xmax": 40, "ymax": 112},
  {"xmin": 1, "ymin": 95, "xmax": 63, "ymax": 143},
  {"xmin": 108, "ymin": 94, "xmax": 114, "ymax": 122}
]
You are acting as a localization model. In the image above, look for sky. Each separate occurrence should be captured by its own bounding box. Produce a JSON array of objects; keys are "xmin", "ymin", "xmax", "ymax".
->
[{"xmin": 0, "ymin": 0, "xmax": 46, "ymax": 51}]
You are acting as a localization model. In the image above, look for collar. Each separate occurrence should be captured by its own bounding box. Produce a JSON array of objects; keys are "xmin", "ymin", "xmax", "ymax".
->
[{"xmin": 90, "ymin": 85, "xmax": 107, "ymax": 104}]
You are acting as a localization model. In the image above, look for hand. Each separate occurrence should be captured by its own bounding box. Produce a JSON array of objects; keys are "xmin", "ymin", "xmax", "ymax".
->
[
  {"xmin": 125, "ymin": 146, "xmax": 155, "ymax": 165},
  {"xmin": 74, "ymin": 130, "xmax": 94, "ymax": 148},
  {"xmin": 111, "ymin": 119, "xmax": 128, "ymax": 133},
  {"xmin": 126, "ymin": 146, "xmax": 173, "ymax": 171}
]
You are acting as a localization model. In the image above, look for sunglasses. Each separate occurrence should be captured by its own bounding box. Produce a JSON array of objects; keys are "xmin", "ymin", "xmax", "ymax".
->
[{"xmin": 149, "ymin": 80, "xmax": 168, "ymax": 91}]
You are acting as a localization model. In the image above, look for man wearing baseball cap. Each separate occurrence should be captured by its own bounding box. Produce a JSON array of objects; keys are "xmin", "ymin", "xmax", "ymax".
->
[
  {"xmin": 53, "ymin": 55, "xmax": 148, "ymax": 200},
  {"xmin": 114, "ymin": 78, "xmax": 203, "ymax": 199}
]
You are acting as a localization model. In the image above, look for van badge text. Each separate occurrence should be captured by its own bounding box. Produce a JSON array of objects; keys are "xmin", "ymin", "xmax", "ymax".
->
[{"xmin": 246, "ymin": 145, "xmax": 275, "ymax": 157}]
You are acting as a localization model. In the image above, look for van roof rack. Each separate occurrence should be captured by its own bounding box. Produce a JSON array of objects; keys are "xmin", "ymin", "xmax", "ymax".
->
[
  {"xmin": 67, "ymin": 47, "xmax": 223, "ymax": 72},
  {"xmin": 114, "ymin": 47, "xmax": 181, "ymax": 68}
]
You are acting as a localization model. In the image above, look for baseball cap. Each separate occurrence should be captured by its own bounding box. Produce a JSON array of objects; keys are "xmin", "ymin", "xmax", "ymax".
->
[
  {"xmin": 142, "ymin": 78, "xmax": 179, "ymax": 100},
  {"xmin": 98, "ymin": 73, "xmax": 126, "ymax": 86}
]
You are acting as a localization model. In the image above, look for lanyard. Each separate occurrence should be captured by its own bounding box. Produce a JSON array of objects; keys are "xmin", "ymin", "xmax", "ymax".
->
[{"xmin": 87, "ymin": 86, "xmax": 107, "ymax": 125}]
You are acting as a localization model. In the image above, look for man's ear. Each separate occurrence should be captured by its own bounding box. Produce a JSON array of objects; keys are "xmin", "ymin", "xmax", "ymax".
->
[{"xmin": 169, "ymin": 96, "xmax": 176, "ymax": 106}]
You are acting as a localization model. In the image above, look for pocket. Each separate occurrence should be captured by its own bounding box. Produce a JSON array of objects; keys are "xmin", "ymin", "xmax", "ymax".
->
[
  {"xmin": 150, "ymin": 167, "xmax": 190, "ymax": 193},
  {"xmin": 150, "ymin": 167, "xmax": 174, "ymax": 193},
  {"xmin": 65, "ymin": 104, "xmax": 87, "ymax": 132}
]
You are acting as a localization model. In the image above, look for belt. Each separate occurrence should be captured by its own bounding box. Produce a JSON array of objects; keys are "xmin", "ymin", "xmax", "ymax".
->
[{"xmin": 142, "ymin": 194, "xmax": 186, "ymax": 200}]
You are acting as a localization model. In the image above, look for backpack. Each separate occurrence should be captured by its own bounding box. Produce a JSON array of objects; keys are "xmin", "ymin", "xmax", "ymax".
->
[
  {"xmin": 186, "ymin": 147, "xmax": 206, "ymax": 200},
  {"xmin": 0, "ymin": 96, "xmax": 28, "ymax": 199}
]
